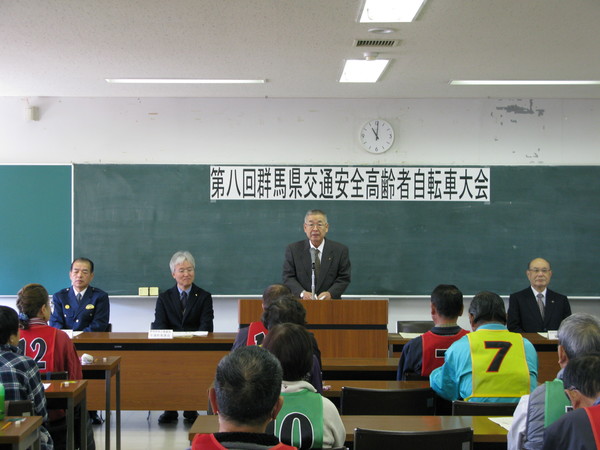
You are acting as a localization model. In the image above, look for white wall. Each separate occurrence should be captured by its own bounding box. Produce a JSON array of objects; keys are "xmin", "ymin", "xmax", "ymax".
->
[
  {"xmin": 2, "ymin": 96, "xmax": 600, "ymax": 330},
  {"xmin": 2, "ymin": 97, "xmax": 600, "ymax": 165}
]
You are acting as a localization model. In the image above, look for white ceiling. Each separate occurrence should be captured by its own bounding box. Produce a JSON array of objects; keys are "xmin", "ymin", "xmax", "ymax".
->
[{"xmin": 1, "ymin": 0, "xmax": 600, "ymax": 99}]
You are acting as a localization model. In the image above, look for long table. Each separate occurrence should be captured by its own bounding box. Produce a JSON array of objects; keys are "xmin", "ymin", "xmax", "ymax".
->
[
  {"xmin": 73, "ymin": 332, "xmax": 236, "ymax": 410},
  {"xmin": 71, "ymin": 331, "xmax": 559, "ymax": 409},
  {"xmin": 188, "ymin": 415, "xmax": 508, "ymax": 446}
]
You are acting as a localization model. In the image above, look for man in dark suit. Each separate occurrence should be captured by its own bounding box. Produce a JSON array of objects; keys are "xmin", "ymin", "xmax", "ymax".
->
[
  {"xmin": 50, "ymin": 257, "xmax": 110, "ymax": 332},
  {"xmin": 507, "ymin": 257, "xmax": 571, "ymax": 332},
  {"xmin": 282, "ymin": 209, "xmax": 351, "ymax": 300},
  {"xmin": 151, "ymin": 250, "xmax": 214, "ymax": 424}
]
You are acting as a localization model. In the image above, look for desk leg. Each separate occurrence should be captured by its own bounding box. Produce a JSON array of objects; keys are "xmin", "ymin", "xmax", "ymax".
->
[
  {"xmin": 67, "ymin": 396, "xmax": 75, "ymax": 450},
  {"xmin": 81, "ymin": 389, "xmax": 87, "ymax": 450},
  {"xmin": 116, "ymin": 367, "xmax": 121, "ymax": 450},
  {"xmin": 105, "ymin": 369, "xmax": 111, "ymax": 450}
]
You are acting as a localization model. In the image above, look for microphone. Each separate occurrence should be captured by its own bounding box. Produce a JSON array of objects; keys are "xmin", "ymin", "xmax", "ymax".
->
[{"xmin": 310, "ymin": 249, "xmax": 317, "ymax": 299}]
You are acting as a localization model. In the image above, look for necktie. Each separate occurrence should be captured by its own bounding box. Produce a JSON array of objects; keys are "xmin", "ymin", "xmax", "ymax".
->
[
  {"xmin": 76, "ymin": 293, "xmax": 82, "ymax": 303},
  {"xmin": 311, "ymin": 248, "xmax": 321, "ymax": 278},
  {"xmin": 180, "ymin": 291, "xmax": 188, "ymax": 313},
  {"xmin": 536, "ymin": 293, "xmax": 545, "ymax": 320}
]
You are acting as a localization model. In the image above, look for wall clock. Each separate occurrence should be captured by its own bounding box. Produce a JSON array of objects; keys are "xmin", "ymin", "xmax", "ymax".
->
[{"xmin": 359, "ymin": 119, "xmax": 394, "ymax": 154}]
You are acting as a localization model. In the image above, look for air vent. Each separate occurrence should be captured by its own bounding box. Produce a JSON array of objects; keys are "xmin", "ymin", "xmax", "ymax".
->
[{"xmin": 354, "ymin": 39, "xmax": 399, "ymax": 47}]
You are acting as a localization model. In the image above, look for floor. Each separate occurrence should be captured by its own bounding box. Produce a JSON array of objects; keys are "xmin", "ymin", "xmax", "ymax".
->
[{"xmin": 92, "ymin": 410, "xmax": 200, "ymax": 450}]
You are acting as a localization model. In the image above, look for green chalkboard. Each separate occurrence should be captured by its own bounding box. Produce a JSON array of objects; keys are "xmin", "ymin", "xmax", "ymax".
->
[
  {"xmin": 0, "ymin": 165, "xmax": 72, "ymax": 295},
  {"xmin": 74, "ymin": 165, "xmax": 600, "ymax": 296}
]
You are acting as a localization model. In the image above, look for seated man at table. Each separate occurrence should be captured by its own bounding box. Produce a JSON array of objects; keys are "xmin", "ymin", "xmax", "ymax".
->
[
  {"xmin": 430, "ymin": 291, "xmax": 538, "ymax": 402},
  {"xmin": 542, "ymin": 354, "xmax": 600, "ymax": 450},
  {"xmin": 232, "ymin": 284, "xmax": 291, "ymax": 348},
  {"xmin": 508, "ymin": 313, "xmax": 600, "ymax": 450},
  {"xmin": 151, "ymin": 250, "xmax": 214, "ymax": 424},
  {"xmin": 0, "ymin": 306, "xmax": 53, "ymax": 450},
  {"xmin": 191, "ymin": 346, "xmax": 296, "ymax": 450},
  {"xmin": 397, "ymin": 284, "xmax": 469, "ymax": 380}
]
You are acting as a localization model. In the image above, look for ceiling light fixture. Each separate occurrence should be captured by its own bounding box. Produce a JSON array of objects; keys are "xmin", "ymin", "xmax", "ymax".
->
[
  {"xmin": 368, "ymin": 27, "xmax": 397, "ymax": 34},
  {"xmin": 340, "ymin": 59, "xmax": 390, "ymax": 83},
  {"xmin": 105, "ymin": 78, "xmax": 266, "ymax": 84},
  {"xmin": 359, "ymin": 0, "xmax": 427, "ymax": 23},
  {"xmin": 450, "ymin": 80, "xmax": 600, "ymax": 86}
]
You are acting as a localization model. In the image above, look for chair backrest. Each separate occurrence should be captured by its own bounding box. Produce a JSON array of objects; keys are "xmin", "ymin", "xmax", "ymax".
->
[
  {"xmin": 397, "ymin": 320, "xmax": 434, "ymax": 333},
  {"xmin": 42, "ymin": 371, "xmax": 69, "ymax": 380},
  {"xmin": 452, "ymin": 400, "xmax": 518, "ymax": 416},
  {"xmin": 354, "ymin": 427, "xmax": 473, "ymax": 450},
  {"xmin": 105, "ymin": 323, "xmax": 113, "ymax": 332},
  {"xmin": 340, "ymin": 387, "xmax": 436, "ymax": 415},
  {"xmin": 403, "ymin": 372, "xmax": 430, "ymax": 381},
  {"xmin": 5, "ymin": 400, "xmax": 34, "ymax": 416}
]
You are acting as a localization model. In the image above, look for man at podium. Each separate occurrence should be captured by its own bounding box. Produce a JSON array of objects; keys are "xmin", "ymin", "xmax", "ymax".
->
[{"xmin": 282, "ymin": 209, "xmax": 351, "ymax": 300}]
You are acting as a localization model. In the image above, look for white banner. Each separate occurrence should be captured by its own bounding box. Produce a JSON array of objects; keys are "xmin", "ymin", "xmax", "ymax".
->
[{"xmin": 210, "ymin": 166, "xmax": 490, "ymax": 202}]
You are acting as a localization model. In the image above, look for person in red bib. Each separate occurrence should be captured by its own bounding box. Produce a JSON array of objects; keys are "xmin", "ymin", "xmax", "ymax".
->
[
  {"xmin": 543, "ymin": 354, "xmax": 600, "ymax": 450},
  {"xmin": 232, "ymin": 284, "xmax": 291, "ymax": 349},
  {"xmin": 191, "ymin": 346, "xmax": 297, "ymax": 450},
  {"xmin": 17, "ymin": 283, "xmax": 95, "ymax": 450},
  {"xmin": 397, "ymin": 284, "xmax": 469, "ymax": 380}
]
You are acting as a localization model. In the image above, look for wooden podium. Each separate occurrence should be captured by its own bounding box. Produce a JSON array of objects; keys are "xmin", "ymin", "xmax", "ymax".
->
[{"xmin": 238, "ymin": 299, "xmax": 389, "ymax": 358}]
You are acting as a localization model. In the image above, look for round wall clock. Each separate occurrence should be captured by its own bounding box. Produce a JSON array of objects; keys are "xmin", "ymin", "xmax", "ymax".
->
[{"xmin": 359, "ymin": 119, "xmax": 394, "ymax": 154}]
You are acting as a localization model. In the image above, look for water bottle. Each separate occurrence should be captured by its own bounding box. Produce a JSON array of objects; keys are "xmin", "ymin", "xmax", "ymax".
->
[{"xmin": 0, "ymin": 382, "xmax": 4, "ymax": 420}]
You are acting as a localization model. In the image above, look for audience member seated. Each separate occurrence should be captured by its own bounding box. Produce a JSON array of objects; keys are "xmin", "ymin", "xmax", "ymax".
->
[
  {"xmin": 232, "ymin": 284, "xmax": 291, "ymax": 349},
  {"xmin": 542, "ymin": 354, "xmax": 600, "ymax": 450},
  {"xmin": 17, "ymin": 283, "xmax": 95, "ymax": 450},
  {"xmin": 191, "ymin": 346, "xmax": 296, "ymax": 450},
  {"xmin": 263, "ymin": 323, "xmax": 345, "ymax": 449},
  {"xmin": 508, "ymin": 313, "xmax": 600, "ymax": 450},
  {"xmin": 397, "ymin": 284, "xmax": 469, "ymax": 380},
  {"xmin": 0, "ymin": 305, "xmax": 53, "ymax": 450},
  {"xmin": 430, "ymin": 291, "xmax": 538, "ymax": 402}
]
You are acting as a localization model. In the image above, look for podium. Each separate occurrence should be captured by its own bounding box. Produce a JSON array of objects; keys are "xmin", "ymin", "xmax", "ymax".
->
[{"xmin": 238, "ymin": 299, "xmax": 389, "ymax": 358}]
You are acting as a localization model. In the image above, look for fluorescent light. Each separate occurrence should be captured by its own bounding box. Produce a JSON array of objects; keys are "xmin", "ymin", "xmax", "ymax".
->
[
  {"xmin": 105, "ymin": 78, "xmax": 266, "ymax": 84},
  {"xmin": 340, "ymin": 60, "xmax": 390, "ymax": 83},
  {"xmin": 360, "ymin": 0, "xmax": 426, "ymax": 23},
  {"xmin": 450, "ymin": 80, "xmax": 600, "ymax": 86}
]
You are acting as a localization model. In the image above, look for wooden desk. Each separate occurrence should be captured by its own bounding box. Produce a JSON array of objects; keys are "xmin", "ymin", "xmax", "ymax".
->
[
  {"xmin": 188, "ymin": 414, "xmax": 507, "ymax": 445},
  {"xmin": 44, "ymin": 380, "xmax": 88, "ymax": 450},
  {"xmin": 388, "ymin": 332, "xmax": 560, "ymax": 383},
  {"xmin": 0, "ymin": 416, "xmax": 42, "ymax": 450},
  {"xmin": 322, "ymin": 357, "xmax": 399, "ymax": 380},
  {"xmin": 73, "ymin": 332, "xmax": 235, "ymax": 411},
  {"xmin": 81, "ymin": 356, "xmax": 121, "ymax": 450},
  {"xmin": 322, "ymin": 379, "xmax": 430, "ymax": 398}
]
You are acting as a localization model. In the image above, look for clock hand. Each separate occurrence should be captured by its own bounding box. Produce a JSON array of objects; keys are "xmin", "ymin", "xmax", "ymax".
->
[{"xmin": 371, "ymin": 126, "xmax": 379, "ymax": 140}]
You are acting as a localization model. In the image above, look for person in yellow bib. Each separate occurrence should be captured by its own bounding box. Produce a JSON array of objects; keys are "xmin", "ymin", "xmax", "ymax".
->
[{"xmin": 430, "ymin": 291, "xmax": 538, "ymax": 402}]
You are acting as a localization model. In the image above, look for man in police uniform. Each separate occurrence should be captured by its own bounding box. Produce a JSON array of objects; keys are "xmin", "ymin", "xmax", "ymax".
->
[
  {"xmin": 50, "ymin": 257, "xmax": 110, "ymax": 332},
  {"xmin": 430, "ymin": 291, "xmax": 538, "ymax": 402}
]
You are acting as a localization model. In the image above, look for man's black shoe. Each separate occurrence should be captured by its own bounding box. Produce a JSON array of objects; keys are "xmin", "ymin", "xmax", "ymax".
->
[
  {"xmin": 158, "ymin": 411, "xmax": 178, "ymax": 424},
  {"xmin": 89, "ymin": 411, "xmax": 103, "ymax": 425},
  {"xmin": 183, "ymin": 410, "xmax": 199, "ymax": 423}
]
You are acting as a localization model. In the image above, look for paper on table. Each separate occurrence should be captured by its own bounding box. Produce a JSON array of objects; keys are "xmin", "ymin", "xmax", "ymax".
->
[
  {"xmin": 488, "ymin": 416, "xmax": 513, "ymax": 431},
  {"xmin": 398, "ymin": 332, "xmax": 422, "ymax": 339},
  {"xmin": 43, "ymin": 383, "xmax": 51, "ymax": 390},
  {"xmin": 172, "ymin": 331, "xmax": 209, "ymax": 338}
]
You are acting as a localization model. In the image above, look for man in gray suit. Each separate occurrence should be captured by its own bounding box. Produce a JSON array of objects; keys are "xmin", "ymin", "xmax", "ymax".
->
[{"xmin": 282, "ymin": 209, "xmax": 351, "ymax": 300}]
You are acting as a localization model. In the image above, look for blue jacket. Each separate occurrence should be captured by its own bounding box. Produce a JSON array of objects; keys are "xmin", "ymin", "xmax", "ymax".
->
[{"xmin": 50, "ymin": 286, "xmax": 110, "ymax": 332}]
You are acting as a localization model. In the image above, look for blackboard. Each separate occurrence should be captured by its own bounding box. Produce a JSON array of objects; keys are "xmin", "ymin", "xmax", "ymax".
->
[
  {"xmin": 74, "ymin": 164, "xmax": 600, "ymax": 296},
  {"xmin": 0, "ymin": 165, "xmax": 72, "ymax": 295}
]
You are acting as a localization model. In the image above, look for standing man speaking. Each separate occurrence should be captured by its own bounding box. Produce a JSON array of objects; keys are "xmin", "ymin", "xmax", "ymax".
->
[{"xmin": 283, "ymin": 209, "xmax": 351, "ymax": 300}]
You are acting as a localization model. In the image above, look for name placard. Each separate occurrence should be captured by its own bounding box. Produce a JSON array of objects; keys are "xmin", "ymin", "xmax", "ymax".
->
[{"xmin": 148, "ymin": 329, "xmax": 173, "ymax": 339}]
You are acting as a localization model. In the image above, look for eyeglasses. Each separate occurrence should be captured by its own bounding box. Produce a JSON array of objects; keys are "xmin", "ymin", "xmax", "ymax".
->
[
  {"xmin": 305, "ymin": 222, "xmax": 327, "ymax": 229},
  {"xmin": 528, "ymin": 268, "xmax": 551, "ymax": 273}
]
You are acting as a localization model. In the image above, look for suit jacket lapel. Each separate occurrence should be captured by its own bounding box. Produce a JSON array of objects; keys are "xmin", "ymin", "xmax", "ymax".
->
[{"xmin": 317, "ymin": 242, "xmax": 333, "ymax": 292}]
